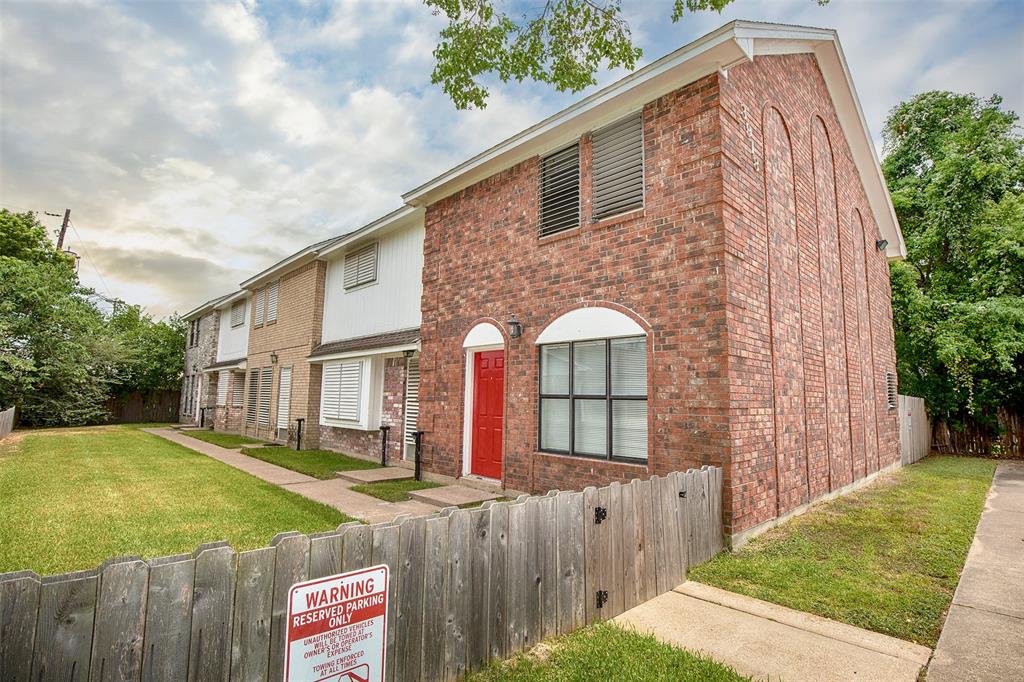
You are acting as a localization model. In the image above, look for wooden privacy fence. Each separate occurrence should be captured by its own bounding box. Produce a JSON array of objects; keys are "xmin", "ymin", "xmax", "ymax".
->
[
  {"xmin": 899, "ymin": 394, "xmax": 930, "ymax": 465},
  {"xmin": 0, "ymin": 407, "xmax": 14, "ymax": 440},
  {"xmin": 104, "ymin": 390, "xmax": 180, "ymax": 424},
  {"xmin": 0, "ymin": 467, "xmax": 723, "ymax": 682},
  {"xmin": 933, "ymin": 408, "xmax": 1023, "ymax": 458}
]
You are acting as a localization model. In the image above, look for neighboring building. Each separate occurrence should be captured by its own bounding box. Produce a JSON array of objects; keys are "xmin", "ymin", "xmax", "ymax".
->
[
  {"xmin": 307, "ymin": 206, "xmax": 424, "ymax": 462},
  {"xmin": 402, "ymin": 21, "xmax": 906, "ymax": 542},
  {"xmin": 179, "ymin": 296, "xmax": 223, "ymax": 426},
  {"xmin": 203, "ymin": 290, "xmax": 250, "ymax": 433},
  {"xmin": 237, "ymin": 238, "xmax": 338, "ymax": 444}
]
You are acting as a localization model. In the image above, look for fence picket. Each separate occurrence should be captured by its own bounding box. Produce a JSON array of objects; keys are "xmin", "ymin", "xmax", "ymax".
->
[
  {"xmin": 606, "ymin": 483, "xmax": 625, "ymax": 618},
  {"xmin": 538, "ymin": 494, "xmax": 559, "ymax": 639},
  {"xmin": 467, "ymin": 508, "xmax": 492, "ymax": 673},
  {"xmin": 268, "ymin": 534, "xmax": 309, "ymax": 682},
  {"xmin": 371, "ymin": 523, "xmax": 401, "ymax": 682},
  {"xmin": 32, "ymin": 570, "xmax": 97, "ymax": 682},
  {"xmin": 486, "ymin": 502, "xmax": 509, "ymax": 662},
  {"xmin": 505, "ymin": 501, "xmax": 528, "ymax": 654},
  {"xmin": 0, "ymin": 571, "xmax": 40, "ymax": 681},
  {"xmin": 396, "ymin": 517, "xmax": 427, "ymax": 682},
  {"xmin": 141, "ymin": 556, "xmax": 194, "ymax": 682},
  {"xmin": 620, "ymin": 481, "xmax": 639, "ymax": 613},
  {"xmin": 230, "ymin": 547, "xmax": 275, "ymax": 682},
  {"xmin": 188, "ymin": 544, "xmax": 236, "ymax": 682},
  {"xmin": 421, "ymin": 516, "xmax": 449, "ymax": 682},
  {"xmin": 444, "ymin": 511, "xmax": 471, "ymax": 681},
  {"xmin": 89, "ymin": 558, "xmax": 148, "ymax": 682},
  {"xmin": 582, "ymin": 486, "xmax": 600, "ymax": 624}
]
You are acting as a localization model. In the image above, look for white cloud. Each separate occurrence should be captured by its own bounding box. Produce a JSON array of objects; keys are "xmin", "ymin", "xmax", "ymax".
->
[{"xmin": 1, "ymin": 0, "xmax": 1020, "ymax": 317}]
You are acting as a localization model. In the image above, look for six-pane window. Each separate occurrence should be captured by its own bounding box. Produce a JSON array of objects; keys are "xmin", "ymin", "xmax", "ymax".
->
[{"xmin": 539, "ymin": 336, "xmax": 648, "ymax": 460}]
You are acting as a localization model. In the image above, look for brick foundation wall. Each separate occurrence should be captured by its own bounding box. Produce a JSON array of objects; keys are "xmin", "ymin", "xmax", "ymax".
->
[
  {"xmin": 719, "ymin": 53, "xmax": 899, "ymax": 533},
  {"xmin": 318, "ymin": 357, "xmax": 408, "ymax": 462},
  {"xmin": 420, "ymin": 74, "xmax": 730, "ymax": 493}
]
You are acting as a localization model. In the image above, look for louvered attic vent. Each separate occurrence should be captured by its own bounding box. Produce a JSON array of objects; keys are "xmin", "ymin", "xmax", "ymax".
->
[
  {"xmin": 539, "ymin": 143, "xmax": 580, "ymax": 237},
  {"xmin": 344, "ymin": 243, "xmax": 378, "ymax": 290},
  {"xmin": 592, "ymin": 113, "xmax": 644, "ymax": 220}
]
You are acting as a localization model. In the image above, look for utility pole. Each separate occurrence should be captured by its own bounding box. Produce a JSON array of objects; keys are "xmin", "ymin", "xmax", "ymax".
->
[{"xmin": 56, "ymin": 208, "xmax": 71, "ymax": 250}]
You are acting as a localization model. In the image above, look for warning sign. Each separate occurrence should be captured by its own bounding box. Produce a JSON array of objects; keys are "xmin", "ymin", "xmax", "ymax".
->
[{"xmin": 284, "ymin": 564, "xmax": 389, "ymax": 682}]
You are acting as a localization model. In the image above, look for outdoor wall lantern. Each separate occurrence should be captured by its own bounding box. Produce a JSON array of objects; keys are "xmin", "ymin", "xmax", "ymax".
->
[
  {"xmin": 876, "ymin": 239, "xmax": 889, "ymax": 252},
  {"xmin": 403, "ymin": 349, "xmax": 414, "ymax": 359},
  {"xmin": 507, "ymin": 315, "xmax": 523, "ymax": 340},
  {"xmin": 270, "ymin": 352, "xmax": 278, "ymax": 364}
]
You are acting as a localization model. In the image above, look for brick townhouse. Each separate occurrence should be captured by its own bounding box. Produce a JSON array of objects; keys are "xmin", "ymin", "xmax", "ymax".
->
[
  {"xmin": 179, "ymin": 21, "xmax": 906, "ymax": 543},
  {"xmin": 403, "ymin": 21, "xmax": 905, "ymax": 543},
  {"xmin": 179, "ymin": 295, "xmax": 222, "ymax": 425}
]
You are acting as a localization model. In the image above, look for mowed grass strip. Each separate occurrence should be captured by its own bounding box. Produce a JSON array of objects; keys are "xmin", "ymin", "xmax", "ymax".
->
[
  {"xmin": 0, "ymin": 426, "xmax": 353, "ymax": 575},
  {"xmin": 350, "ymin": 479, "xmax": 443, "ymax": 502},
  {"xmin": 690, "ymin": 456, "xmax": 995, "ymax": 646},
  {"xmin": 184, "ymin": 430, "xmax": 263, "ymax": 449},
  {"xmin": 467, "ymin": 622, "xmax": 749, "ymax": 681},
  {"xmin": 241, "ymin": 447, "xmax": 379, "ymax": 480}
]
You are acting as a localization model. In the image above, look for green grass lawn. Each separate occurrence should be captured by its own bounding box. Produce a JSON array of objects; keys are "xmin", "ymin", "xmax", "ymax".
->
[
  {"xmin": 0, "ymin": 426, "xmax": 354, "ymax": 575},
  {"xmin": 184, "ymin": 430, "xmax": 263, "ymax": 449},
  {"xmin": 350, "ymin": 479, "xmax": 443, "ymax": 502},
  {"xmin": 241, "ymin": 447, "xmax": 379, "ymax": 479},
  {"xmin": 468, "ymin": 622, "xmax": 748, "ymax": 681},
  {"xmin": 690, "ymin": 456, "xmax": 995, "ymax": 647}
]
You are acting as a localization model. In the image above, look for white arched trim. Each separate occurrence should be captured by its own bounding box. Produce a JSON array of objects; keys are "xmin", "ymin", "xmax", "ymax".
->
[
  {"xmin": 535, "ymin": 307, "xmax": 646, "ymax": 345},
  {"xmin": 463, "ymin": 321, "xmax": 504, "ymax": 348}
]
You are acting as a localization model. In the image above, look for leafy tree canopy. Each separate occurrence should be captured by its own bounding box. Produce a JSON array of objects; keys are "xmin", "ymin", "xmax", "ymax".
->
[
  {"xmin": 884, "ymin": 92, "xmax": 1024, "ymax": 421},
  {"xmin": 426, "ymin": 0, "xmax": 827, "ymax": 109},
  {"xmin": 0, "ymin": 209, "xmax": 186, "ymax": 426}
]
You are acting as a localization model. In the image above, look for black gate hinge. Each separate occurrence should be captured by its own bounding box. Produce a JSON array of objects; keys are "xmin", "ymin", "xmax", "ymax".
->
[
  {"xmin": 594, "ymin": 506, "xmax": 607, "ymax": 524},
  {"xmin": 596, "ymin": 590, "xmax": 609, "ymax": 609}
]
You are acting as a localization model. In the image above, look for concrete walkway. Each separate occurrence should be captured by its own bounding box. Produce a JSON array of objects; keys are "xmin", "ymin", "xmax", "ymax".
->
[
  {"xmin": 145, "ymin": 428, "xmax": 437, "ymax": 524},
  {"xmin": 615, "ymin": 581, "xmax": 931, "ymax": 681},
  {"xmin": 928, "ymin": 460, "xmax": 1024, "ymax": 681}
]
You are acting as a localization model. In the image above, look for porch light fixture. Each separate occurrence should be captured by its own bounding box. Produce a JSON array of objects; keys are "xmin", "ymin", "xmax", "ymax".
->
[
  {"xmin": 270, "ymin": 352, "xmax": 278, "ymax": 364},
  {"xmin": 403, "ymin": 349, "xmax": 414, "ymax": 359},
  {"xmin": 507, "ymin": 315, "xmax": 523, "ymax": 340},
  {"xmin": 875, "ymin": 239, "xmax": 888, "ymax": 252}
]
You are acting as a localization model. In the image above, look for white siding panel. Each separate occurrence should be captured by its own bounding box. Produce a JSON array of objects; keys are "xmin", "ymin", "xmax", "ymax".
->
[
  {"xmin": 217, "ymin": 296, "xmax": 249, "ymax": 362},
  {"xmin": 322, "ymin": 223, "xmax": 423, "ymax": 343}
]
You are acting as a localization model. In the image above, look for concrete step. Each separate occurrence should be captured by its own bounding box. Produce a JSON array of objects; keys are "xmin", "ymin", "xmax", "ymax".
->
[
  {"xmin": 408, "ymin": 485, "xmax": 503, "ymax": 508},
  {"xmin": 336, "ymin": 467, "xmax": 414, "ymax": 484}
]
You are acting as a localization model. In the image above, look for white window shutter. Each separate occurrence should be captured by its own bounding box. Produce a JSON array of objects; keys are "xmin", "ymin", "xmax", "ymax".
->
[
  {"xmin": 344, "ymin": 243, "xmax": 378, "ymax": 290},
  {"xmin": 338, "ymin": 362, "xmax": 362, "ymax": 421},
  {"xmin": 246, "ymin": 370, "xmax": 259, "ymax": 423},
  {"xmin": 403, "ymin": 356, "xmax": 420, "ymax": 448},
  {"xmin": 232, "ymin": 372, "xmax": 245, "ymax": 407},
  {"xmin": 592, "ymin": 112, "xmax": 644, "ymax": 219},
  {"xmin": 217, "ymin": 370, "xmax": 229, "ymax": 406},
  {"xmin": 254, "ymin": 289, "xmax": 265, "ymax": 325},
  {"xmin": 276, "ymin": 367, "xmax": 292, "ymax": 429},
  {"xmin": 321, "ymin": 364, "xmax": 342, "ymax": 420},
  {"xmin": 258, "ymin": 367, "xmax": 272, "ymax": 427},
  {"xmin": 266, "ymin": 282, "xmax": 279, "ymax": 322},
  {"xmin": 230, "ymin": 301, "xmax": 244, "ymax": 327}
]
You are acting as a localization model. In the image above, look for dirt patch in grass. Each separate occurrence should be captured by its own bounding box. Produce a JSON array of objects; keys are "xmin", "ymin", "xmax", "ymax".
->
[{"xmin": 690, "ymin": 456, "xmax": 995, "ymax": 646}]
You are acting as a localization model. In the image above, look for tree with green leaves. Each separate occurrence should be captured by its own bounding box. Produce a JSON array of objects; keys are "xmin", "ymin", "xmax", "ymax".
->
[
  {"xmin": 426, "ymin": 0, "xmax": 828, "ymax": 109},
  {"xmin": 0, "ymin": 209, "xmax": 186, "ymax": 426},
  {"xmin": 883, "ymin": 92, "xmax": 1024, "ymax": 431}
]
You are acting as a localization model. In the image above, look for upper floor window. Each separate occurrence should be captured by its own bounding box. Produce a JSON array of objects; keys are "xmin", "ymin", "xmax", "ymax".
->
[
  {"xmin": 188, "ymin": 319, "xmax": 199, "ymax": 347},
  {"xmin": 539, "ymin": 143, "xmax": 580, "ymax": 237},
  {"xmin": 230, "ymin": 301, "xmax": 245, "ymax": 328},
  {"xmin": 254, "ymin": 288, "xmax": 265, "ymax": 326},
  {"xmin": 592, "ymin": 112, "xmax": 644, "ymax": 220},
  {"xmin": 266, "ymin": 281, "xmax": 279, "ymax": 323},
  {"xmin": 344, "ymin": 243, "xmax": 378, "ymax": 290}
]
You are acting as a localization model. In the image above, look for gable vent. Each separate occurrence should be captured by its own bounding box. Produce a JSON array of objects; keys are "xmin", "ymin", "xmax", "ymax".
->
[
  {"xmin": 592, "ymin": 112, "xmax": 644, "ymax": 220},
  {"xmin": 886, "ymin": 371, "xmax": 898, "ymax": 410},
  {"xmin": 344, "ymin": 243, "xmax": 378, "ymax": 290},
  {"xmin": 539, "ymin": 143, "xmax": 580, "ymax": 237}
]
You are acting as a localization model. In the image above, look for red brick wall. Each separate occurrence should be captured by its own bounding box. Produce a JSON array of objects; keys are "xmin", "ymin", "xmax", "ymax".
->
[
  {"xmin": 420, "ymin": 54, "xmax": 898, "ymax": 536},
  {"xmin": 420, "ymin": 74, "xmax": 731, "ymax": 493},
  {"xmin": 720, "ymin": 54, "xmax": 899, "ymax": 533}
]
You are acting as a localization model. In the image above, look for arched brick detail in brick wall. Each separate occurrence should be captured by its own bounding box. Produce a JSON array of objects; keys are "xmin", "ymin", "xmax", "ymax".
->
[
  {"xmin": 762, "ymin": 105, "xmax": 810, "ymax": 515},
  {"xmin": 811, "ymin": 115, "xmax": 855, "ymax": 491},
  {"xmin": 853, "ymin": 207, "xmax": 881, "ymax": 474}
]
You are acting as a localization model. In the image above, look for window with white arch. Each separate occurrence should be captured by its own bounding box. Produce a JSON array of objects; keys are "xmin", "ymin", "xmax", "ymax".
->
[{"xmin": 536, "ymin": 308, "xmax": 648, "ymax": 461}]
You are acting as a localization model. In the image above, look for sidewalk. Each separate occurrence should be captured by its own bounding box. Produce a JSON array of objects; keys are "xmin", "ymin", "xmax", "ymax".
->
[
  {"xmin": 928, "ymin": 460, "xmax": 1024, "ymax": 681},
  {"xmin": 145, "ymin": 428, "xmax": 437, "ymax": 524},
  {"xmin": 615, "ymin": 581, "xmax": 931, "ymax": 682}
]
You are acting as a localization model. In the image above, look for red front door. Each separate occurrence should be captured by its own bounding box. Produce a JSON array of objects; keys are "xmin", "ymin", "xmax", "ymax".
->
[{"xmin": 471, "ymin": 350, "xmax": 504, "ymax": 479}]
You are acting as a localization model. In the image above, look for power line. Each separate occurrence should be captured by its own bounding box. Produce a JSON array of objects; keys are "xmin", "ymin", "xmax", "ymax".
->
[{"xmin": 67, "ymin": 218, "xmax": 114, "ymax": 298}]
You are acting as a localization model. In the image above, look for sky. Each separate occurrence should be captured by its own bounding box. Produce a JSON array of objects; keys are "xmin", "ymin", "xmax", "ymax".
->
[{"xmin": 2, "ymin": 0, "xmax": 1022, "ymax": 317}]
